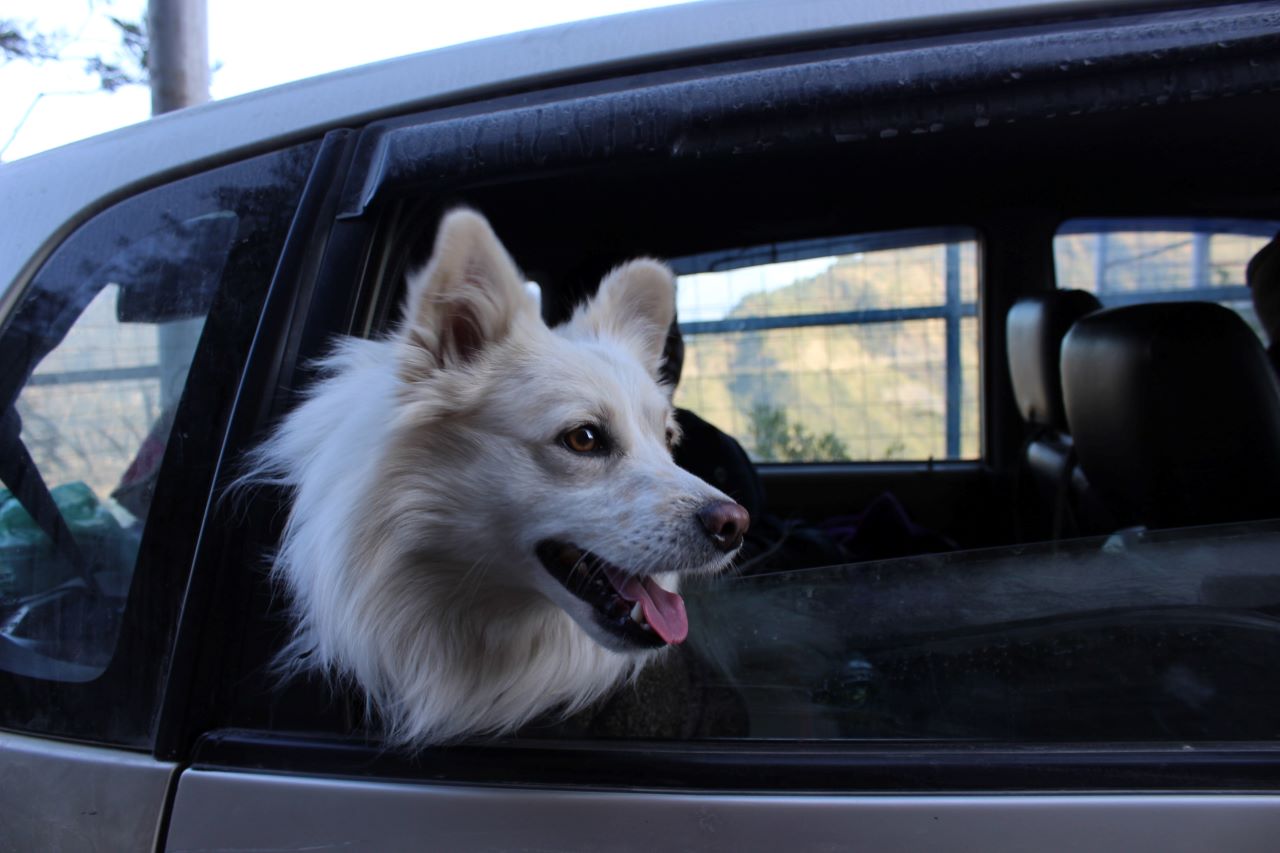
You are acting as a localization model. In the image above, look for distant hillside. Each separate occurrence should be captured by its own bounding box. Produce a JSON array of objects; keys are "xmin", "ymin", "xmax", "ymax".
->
[{"xmin": 676, "ymin": 244, "xmax": 979, "ymax": 462}]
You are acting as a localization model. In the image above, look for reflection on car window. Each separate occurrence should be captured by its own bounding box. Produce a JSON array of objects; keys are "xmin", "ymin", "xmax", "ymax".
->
[
  {"xmin": 671, "ymin": 228, "xmax": 980, "ymax": 463},
  {"xmin": 693, "ymin": 523, "xmax": 1280, "ymax": 740},
  {"xmin": 0, "ymin": 147, "xmax": 314, "ymax": 683}
]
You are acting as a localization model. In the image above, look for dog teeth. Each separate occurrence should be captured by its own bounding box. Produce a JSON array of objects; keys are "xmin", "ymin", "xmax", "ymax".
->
[{"xmin": 629, "ymin": 602, "xmax": 651, "ymax": 630}]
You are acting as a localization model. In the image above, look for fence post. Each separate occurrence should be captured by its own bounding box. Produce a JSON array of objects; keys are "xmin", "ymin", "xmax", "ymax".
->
[
  {"xmin": 148, "ymin": 0, "xmax": 210, "ymax": 411},
  {"xmin": 1192, "ymin": 231, "xmax": 1211, "ymax": 290},
  {"xmin": 1095, "ymin": 232, "xmax": 1109, "ymax": 293},
  {"xmin": 945, "ymin": 243, "xmax": 962, "ymax": 458}
]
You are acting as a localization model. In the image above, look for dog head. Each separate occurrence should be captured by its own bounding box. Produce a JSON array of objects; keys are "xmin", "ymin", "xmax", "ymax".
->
[{"xmin": 386, "ymin": 209, "xmax": 749, "ymax": 653}]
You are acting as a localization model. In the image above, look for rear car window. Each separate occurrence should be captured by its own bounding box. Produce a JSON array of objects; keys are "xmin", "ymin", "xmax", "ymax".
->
[
  {"xmin": 1054, "ymin": 217, "xmax": 1280, "ymax": 337},
  {"xmin": 671, "ymin": 227, "xmax": 980, "ymax": 463}
]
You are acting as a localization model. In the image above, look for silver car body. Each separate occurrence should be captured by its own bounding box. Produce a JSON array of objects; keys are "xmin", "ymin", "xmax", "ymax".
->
[{"xmin": 3, "ymin": 1, "xmax": 1279, "ymax": 849}]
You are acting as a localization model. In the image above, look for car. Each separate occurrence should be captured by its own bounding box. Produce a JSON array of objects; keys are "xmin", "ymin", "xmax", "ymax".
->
[{"xmin": 4, "ymin": 0, "xmax": 1280, "ymax": 849}]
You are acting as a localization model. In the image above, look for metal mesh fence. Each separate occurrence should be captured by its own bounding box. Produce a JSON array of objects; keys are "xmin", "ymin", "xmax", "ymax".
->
[
  {"xmin": 1054, "ymin": 230, "xmax": 1272, "ymax": 338},
  {"xmin": 674, "ymin": 241, "xmax": 980, "ymax": 463},
  {"xmin": 14, "ymin": 285, "xmax": 199, "ymax": 517}
]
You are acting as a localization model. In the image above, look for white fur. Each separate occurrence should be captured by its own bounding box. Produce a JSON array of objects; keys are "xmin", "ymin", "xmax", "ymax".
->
[{"xmin": 241, "ymin": 209, "xmax": 741, "ymax": 746}]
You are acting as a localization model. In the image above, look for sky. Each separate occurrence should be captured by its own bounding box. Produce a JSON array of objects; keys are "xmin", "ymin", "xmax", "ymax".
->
[
  {"xmin": 1, "ymin": 0, "xmax": 694, "ymax": 162},
  {"xmin": 1, "ymin": 0, "xmax": 816, "ymax": 323}
]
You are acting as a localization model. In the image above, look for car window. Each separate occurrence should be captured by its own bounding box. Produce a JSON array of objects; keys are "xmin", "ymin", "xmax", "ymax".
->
[
  {"xmin": 2, "ymin": 220, "xmax": 233, "ymax": 679},
  {"xmin": 671, "ymin": 228, "xmax": 980, "ymax": 463},
  {"xmin": 0, "ymin": 142, "xmax": 318, "ymax": 743},
  {"xmin": 1054, "ymin": 218, "xmax": 1280, "ymax": 336}
]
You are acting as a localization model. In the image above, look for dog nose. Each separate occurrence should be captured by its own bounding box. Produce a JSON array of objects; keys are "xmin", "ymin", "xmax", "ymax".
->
[{"xmin": 697, "ymin": 500, "xmax": 750, "ymax": 552}]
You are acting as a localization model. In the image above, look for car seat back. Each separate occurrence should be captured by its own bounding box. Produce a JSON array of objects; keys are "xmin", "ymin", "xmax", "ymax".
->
[
  {"xmin": 1006, "ymin": 290, "xmax": 1102, "ymax": 537},
  {"xmin": 1062, "ymin": 301, "xmax": 1280, "ymax": 529}
]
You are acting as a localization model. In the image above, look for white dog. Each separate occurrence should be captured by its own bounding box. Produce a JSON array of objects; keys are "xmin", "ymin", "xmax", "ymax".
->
[{"xmin": 243, "ymin": 209, "xmax": 749, "ymax": 746}]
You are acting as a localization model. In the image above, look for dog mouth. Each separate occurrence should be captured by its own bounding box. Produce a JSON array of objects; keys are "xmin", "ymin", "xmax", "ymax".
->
[{"xmin": 534, "ymin": 539, "xmax": 687, "ymax": 649}]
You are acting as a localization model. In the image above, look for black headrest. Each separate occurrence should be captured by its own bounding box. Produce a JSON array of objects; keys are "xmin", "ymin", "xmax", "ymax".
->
[
  {"xmin": 1007, "ymin": 290, "xmax": 1102, "ymax": 430},
  {"xmin": 1061, "ymin": 302, "xmax": 1280, "ymax": 529},
  {"xmin": 1248, "ymin": 232, "xmax": 1280, "ymax": 345}
]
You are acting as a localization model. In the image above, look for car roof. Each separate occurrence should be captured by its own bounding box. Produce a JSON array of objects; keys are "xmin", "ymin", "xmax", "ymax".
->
[{"xmin": 0, "ymin": 0, "xmax": 1154, "ymax": 309}]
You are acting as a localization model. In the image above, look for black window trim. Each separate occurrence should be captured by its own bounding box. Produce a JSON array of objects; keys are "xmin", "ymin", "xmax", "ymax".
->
[
  {"xmin": 191, "ymin": 730, "xmax": 1280, "ymax": 794},
  {"xmin": 152, "ymin": 129, "xmax": 365, "ymax": 763}
]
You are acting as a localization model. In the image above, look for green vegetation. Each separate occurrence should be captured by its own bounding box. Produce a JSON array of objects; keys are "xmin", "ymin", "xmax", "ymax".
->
[{"xmin": 746, "ymin": 403, "xmax": 848, "ymax": 462}]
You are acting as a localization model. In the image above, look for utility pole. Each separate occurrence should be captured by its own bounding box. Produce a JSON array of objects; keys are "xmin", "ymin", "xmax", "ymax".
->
[
  {"xmin": 148, "ymin": 0, "xmax": 209, "ymax": 114},
  {"xmin": 147, "ymin": 0, "xmax": 210, "ymax": 410}
]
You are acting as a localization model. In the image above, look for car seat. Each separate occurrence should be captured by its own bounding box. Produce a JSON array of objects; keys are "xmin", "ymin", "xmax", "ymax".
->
[
  {"xmin": 1061, "ymin": 302, "xmax": 1280, "ymax": 529},
  {"xmin": 1006, "ymin": 289, "xmax": 1103, "ymax": 538}
]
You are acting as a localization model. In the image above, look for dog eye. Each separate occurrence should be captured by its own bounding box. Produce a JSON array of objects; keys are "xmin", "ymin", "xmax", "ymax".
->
[{"xmin": 562, "ymin": 425, "xmax": 605, "ymax": 454}]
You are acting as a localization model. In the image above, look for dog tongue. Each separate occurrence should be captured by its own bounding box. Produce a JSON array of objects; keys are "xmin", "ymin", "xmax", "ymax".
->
[{"xmin": 605, "ymin": 568, "xmax": 688, "ymax": 644}]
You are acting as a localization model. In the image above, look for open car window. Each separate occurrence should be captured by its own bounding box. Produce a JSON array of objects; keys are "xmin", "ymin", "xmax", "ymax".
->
[
  {"xmin": 1054, "ymin": 217, "xmax": 1280, "ymax": 336},
  {"xmin": 672, "ymin": 228, "xmax": 980, "ymax": 463}
]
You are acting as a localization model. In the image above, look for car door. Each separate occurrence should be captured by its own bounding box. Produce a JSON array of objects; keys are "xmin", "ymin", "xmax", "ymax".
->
[{"xmin": 159, "ymin": 2, "xmax": 1280, "ymax": 850}]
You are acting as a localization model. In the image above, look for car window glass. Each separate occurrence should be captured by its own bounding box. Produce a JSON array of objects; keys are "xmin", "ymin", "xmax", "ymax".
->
[
  {"xmin": 1054, "ymin": 218, "xmax": 1280, "ymax": 336},
  {"xmin": 671, "ymin": 228, "xmax": 980, "ymax": 462},
  {"xmin": 0, "ymin": 146, "xmax": 315, "ymax": 688},
  {"xmin": 689, "ymin": 522, "xmax": 1280, "ymax": 740},
  {"xmin": 521, "ymin": 521, "xmax": 1280, "ymax": 742}
]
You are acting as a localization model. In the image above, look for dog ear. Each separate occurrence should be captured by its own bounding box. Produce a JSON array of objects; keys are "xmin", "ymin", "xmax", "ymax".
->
[
  {"xmin": 573, "ymin": 259, "xmax": 676, "ymax": 374},
  {"xmin": 400, "ymin": 209, "xmax": 529, "ymax": 373}
]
